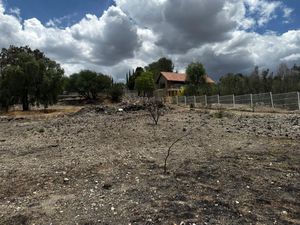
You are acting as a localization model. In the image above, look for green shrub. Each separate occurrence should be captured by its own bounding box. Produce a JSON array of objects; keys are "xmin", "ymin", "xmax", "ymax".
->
[{"xmin": 110, "ymin": 84, "xmax": 124, "ymax": 103}]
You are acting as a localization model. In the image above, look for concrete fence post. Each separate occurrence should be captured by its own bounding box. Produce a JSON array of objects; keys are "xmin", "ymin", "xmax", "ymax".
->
[
  {"xmin": 297, "ymin": 92, "xmax": 300, "ymax": 111},
  {"xmin": 233, "ymin": 94, "xmax": 235, "ymax": 108},
  {"xmin": 250, "ymin": 94, "xmax": 253, "ymax": 108},
  {"xmin": 194, "ymin": 96, "xmax": 196, "ymax": 106},
  {"xmin": 270, "ymin": 92, "xmax": 274, "ymax": 109},
  {"xmin": 184, "ymin": 96, "xmax": 187, "ymax": 106},
  {"xmin": 176, "ymin": 96, "xmax": 179, "ymax": 105},
  {"xmin": 217, "ymin": 94, "xmax": 220, "ymax": 105},
  {"xmin": 205, "ymin": 95, "xmax": 207, "ymax": 107}
]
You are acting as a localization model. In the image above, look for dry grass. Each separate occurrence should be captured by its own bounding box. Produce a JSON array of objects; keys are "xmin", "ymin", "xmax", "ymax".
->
[{"xmin": 0, "ymin": 106, "xmax": 82, "ymax": 119}]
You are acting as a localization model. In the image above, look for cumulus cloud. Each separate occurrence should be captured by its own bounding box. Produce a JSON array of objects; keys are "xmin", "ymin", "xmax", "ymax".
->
[
  {"xmin": 117, "ymin": 0, "xmax": 237, "ymax": 53},
  {"xmin": 0, "ymin": 2, "xmax": 140, "ymax": 79},
  {"xmin": 0, "ymin": 0, "xmax": 299, "ymax": 81}
]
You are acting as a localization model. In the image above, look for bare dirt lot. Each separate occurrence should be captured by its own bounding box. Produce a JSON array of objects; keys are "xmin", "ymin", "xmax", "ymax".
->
[{"xmin": 0, "ymin": 105, "xmax": 299, "ymax": 225}]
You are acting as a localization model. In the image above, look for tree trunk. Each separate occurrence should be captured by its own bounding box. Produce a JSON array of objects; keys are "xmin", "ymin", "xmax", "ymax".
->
[{"xmin": 22, "ymin": 96, "xmax": 30, "ymax": 111}]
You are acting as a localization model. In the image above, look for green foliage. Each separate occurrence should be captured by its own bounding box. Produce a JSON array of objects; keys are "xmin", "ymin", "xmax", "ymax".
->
[
  {"xmin": 185, "ymin": 62, "xmax": 207, "ymax": 96},
  {"xmin": 110, "ymin": 83, "xmax": 124, "ymax": 102},
  {"xmin": 38, "ymin": 60, "xmax": 65, "ymax": 108},
  {"xmin": 219, "ymin": 73, "xmax": 248, "ymax": 95},
  {"xmin": 0, "ymin": 46, "xmax": 64, "ymax": 111},
  {"xmin": 186, "ymin": 62, "xmax": 206, "ymax": 85},
  {"xmin": 126, "ymin": 67, "xmax": 144, "ymax": 90},
  {"xmin": 125, "ymin": 57, "xmax": 173, "ymax": 90},
  {"xmin": 218, "ymin": 64, "xmax": 300, "ymax": 95},
  {"xmin": 145, "ymin": 57, "xmax": 174, "ymax": 80},
  {"xmin": 135, "ymin": 71, "xmax": 155, "ymax": 96},
  {"xmin": 66, "ymin": 70, "xmax": 112, "ymax": 100}
]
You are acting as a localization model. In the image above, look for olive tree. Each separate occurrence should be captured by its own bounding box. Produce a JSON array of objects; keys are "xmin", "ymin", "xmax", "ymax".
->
[{"xmin": 0, "ymin": 46, "xmax": 64, "ymax": 111}]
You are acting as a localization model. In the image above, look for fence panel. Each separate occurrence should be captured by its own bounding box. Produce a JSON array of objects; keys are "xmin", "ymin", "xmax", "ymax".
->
[
  {"xmin": 207, "ymin": 95, "xmax": 219, "ymax": 105},
  {"xmin": 169, "ymin": 91, "xmax": 299, "ymax": 111},
  {"xmin": 195, "ymin": 96, "xmax": 206, "ymax": 105},
  {"xmin": 219, "ymin": 95, "xmax": 234, "ymax": 105},
  {"xmin": 252, "ymin": 92, "xmax": 273, "ymax": 107},
  {"xmin": 272, "ymin": 92, "xmax": 299, "ymax": 110},
  {"xmin": 186, "ymin": 96, "xmax": 194, "ymax": 105},
  {"xmin": 235, "ymin": 94, "xmax": 251, "ymax": 106},
  {"xmin": 178, "ymin": 96, "xmax": 186, "ymax": 105}
]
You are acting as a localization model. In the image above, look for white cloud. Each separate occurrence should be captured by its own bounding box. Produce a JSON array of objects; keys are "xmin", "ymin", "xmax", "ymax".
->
[
  {"xmin": 0, "ymin": 0, "xmax": 299, "ymax": 81},
  {"xmin": 280, "ymin": 53, "xmax": 300, "ymax": 62},
  {"xmin": 117, "ymin": 0, "xmax": 238, "ymax": 53},
  {"xmin": 46, "ymin": 13, "xmax": 77, "ymax": 27},
  {"xmin": 8, "ymin": 7, "xmax": 21, "ymax": 20}
]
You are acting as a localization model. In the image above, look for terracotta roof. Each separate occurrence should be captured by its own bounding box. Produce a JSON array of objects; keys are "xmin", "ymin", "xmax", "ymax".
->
[
  {"xmin": 161, "ymin": 72, "xmax": 186, "ymax": 82},
  {"xmin": 160, "ymin": 72, "xmax": 215, "ymax": 84}
]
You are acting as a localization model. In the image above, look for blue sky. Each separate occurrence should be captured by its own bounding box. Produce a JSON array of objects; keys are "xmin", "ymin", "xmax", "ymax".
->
[
  {"xmin": 254, "ymin": 0, "xmax": 300, "ymax": 34},
  {"xmin": 4, "ymin": 0, "xmax": 300, "ymax": 32},
  {"xmin": 1, "ymin": 0, "xmax": 300, "ymax": 80},
  {"xmin": 4, "ymin": 0, "xmax": 115, "ymax": 27}
]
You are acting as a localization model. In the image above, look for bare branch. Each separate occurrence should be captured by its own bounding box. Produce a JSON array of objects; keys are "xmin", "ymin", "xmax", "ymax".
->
[
  {"xmin": 145, "ymin": 99, "xmax": 164, "ymax": 125},
  {"xmin": 163, "ymin": 131, "xmax": 192, "ymax": 174}
]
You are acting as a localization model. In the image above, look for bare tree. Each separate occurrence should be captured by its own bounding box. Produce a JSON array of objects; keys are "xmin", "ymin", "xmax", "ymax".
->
[
  {"xmin": 163, "ymin": 131, "xmax": 191, "ymax": 174},
  {"xmin": 145, "ymin": 99, "xmax": 164, "ymax": 125}
]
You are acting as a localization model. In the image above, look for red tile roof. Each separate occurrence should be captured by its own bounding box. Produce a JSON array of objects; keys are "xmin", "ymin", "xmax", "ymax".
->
[
  {"xmin": 160, "ymin": 72, "xmax": 215, "ymax": 84},
  {"xmin": 161, "ymin": 72, "xmax": 186, "ymax": 82}
]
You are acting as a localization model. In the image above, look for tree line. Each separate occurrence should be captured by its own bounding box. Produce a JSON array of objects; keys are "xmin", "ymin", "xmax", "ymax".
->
[
  {"xmin": 126, "ymin": 57, "xmax": 300, "ymax": 96},
  {"xmin": 1, "ymin": 45, "xmax": 299, "ymax": 112},
  {"xmin": 218, "ymin": 64, "xmax": 300, "ymax": 96},
  {"xmin": 0, "ymin": 46, "xmax": 124, "ymax": 112}
]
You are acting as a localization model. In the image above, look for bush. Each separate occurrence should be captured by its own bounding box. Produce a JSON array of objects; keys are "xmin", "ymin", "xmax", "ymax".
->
[{"xmin": 110, "ymin": 84, "xmax": 124, "ymax": 102}]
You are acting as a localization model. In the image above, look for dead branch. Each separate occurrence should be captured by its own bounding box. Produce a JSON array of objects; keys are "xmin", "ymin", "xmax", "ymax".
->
[
  {"xmin": 145, "ymin": 99, "xmax": 164, "ymax": 125},
  {"xmin": 163, "ymin": 131, "xmax": 192, "ymax": 174}
]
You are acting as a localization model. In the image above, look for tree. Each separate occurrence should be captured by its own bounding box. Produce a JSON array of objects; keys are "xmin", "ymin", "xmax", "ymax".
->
[
  {"xmin": 0, "ymin": 66, "xmax": 21, "ymax": 111},
  {"xmin": 67, "ymin": 70, "xmax": 112, "ymax": 100},
  {"xmin": 219, "ymin": 73, "xmax": 248, "ymax": 95},
  {"xmin": 37, "ymin": 60, "xmax": 65, "ymax": 109},
  {"xmin": 185, "ymin": 62, "xmax": 206, "ymax": 96},
  {"xmin": 248, "ymin": 66, "xmax": 261, "ymax": 94},
  {"xmin": 146, "ymin": 57, "xmax": 174, "ymax": 80},
  {"xmin": 110, "ymin": 83, "xmax": 124, "ymax": 102},
  {"xmin": 0, "ymin": 46, "xmax": 64, "ymax": 111},
  {"xmin": 135, "ymin": 71, "xmax": 155, "ymax": 97},
  {"xmin": 127, "ymin": 67, "xmax": 144, "ymax": 90}
]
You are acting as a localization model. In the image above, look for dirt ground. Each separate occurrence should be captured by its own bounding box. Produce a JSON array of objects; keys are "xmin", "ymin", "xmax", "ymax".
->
[{"xmin": 0, "ymin": 105, "xmax": 299, "ymax": 225}]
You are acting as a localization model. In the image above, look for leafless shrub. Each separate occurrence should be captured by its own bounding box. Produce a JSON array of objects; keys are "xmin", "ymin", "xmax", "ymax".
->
[
  {"xmin": 145, "ymin": 99, "xmax": 164, "ymax": 125},
  {"xmin": 163, "ymin": 131, "xmax": 192, "ymax": 174}
]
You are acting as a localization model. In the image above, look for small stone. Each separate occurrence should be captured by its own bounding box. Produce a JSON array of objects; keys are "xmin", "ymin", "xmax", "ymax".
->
[{"xmin": 103, "ymin": 184, "xmax": 112, "ymax": 190}]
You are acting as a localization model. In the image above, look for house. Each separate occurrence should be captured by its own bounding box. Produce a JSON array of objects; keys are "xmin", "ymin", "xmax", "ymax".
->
[{"xmin": 155, "ymin": 72, "xmax": 215, "ymax": 96}]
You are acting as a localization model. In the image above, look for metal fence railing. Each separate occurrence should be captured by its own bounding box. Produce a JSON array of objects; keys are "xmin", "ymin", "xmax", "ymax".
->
[{"xmin": 172, "ymin": 92, "xmax": 300, "ymax": 111}]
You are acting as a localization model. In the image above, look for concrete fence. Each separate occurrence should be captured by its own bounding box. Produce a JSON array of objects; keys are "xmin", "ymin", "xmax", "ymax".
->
[{"xmin": 171, "ymin": 91, "xmax": 300, "ymax": 111}]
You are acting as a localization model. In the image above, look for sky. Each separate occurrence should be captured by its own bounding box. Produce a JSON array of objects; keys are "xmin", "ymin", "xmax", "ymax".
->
[{"xmin": 1, "ymin": 0, "xmax": 300, "ymax": 81}]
